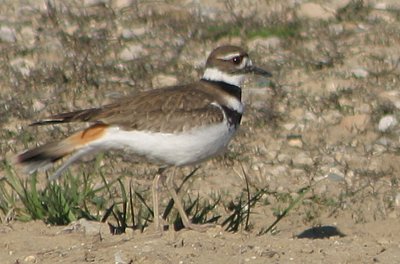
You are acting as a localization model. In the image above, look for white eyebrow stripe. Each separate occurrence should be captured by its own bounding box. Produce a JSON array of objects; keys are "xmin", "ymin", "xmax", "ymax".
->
[
  {"xmin": 202, "ymin": 68, "xmax": 245, "ymax": 87},
  {"xmin": 217, "ymin": 52, "xmax": 242, "ymax": 61}
]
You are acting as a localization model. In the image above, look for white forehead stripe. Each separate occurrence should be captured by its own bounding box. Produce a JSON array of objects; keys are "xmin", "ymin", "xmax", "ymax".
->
[
  {"xmin": 246, "ymin": 59, "xmax": 253, "ymax": 66},
  {"xmin": 217, "ymin": 52, "xmax": 241, "ymax": 61},
  {"xmin": 202, "ymin": 68, "xmax": 245, "ymax": 87},
  {"xmin": 238, "ymin": 57, "xmax": 251, "ymax": 69}
]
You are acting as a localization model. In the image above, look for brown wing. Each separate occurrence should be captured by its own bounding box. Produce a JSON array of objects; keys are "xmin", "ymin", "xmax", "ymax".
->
[{"xmin": 31, "ymin": 85, "xmax": 225, "ymax": 133}]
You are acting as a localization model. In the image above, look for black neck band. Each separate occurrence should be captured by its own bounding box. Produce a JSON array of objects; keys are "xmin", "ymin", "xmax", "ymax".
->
[{"xmin": 201, "ymin": 79, "xmax": 242, "ymax": 101}]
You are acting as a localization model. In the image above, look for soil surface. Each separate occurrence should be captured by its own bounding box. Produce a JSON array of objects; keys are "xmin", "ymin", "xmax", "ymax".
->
[
  {"xmin": 2, "ymin": 0, "xmax": 400, "ymax": 263},
  {"xmin": 2, "ymin": 216, "xmax": 400, "ymax": 264}
]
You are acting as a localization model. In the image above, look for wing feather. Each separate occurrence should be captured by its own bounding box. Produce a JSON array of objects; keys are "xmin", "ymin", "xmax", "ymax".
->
[{"xmin": 31, "ymin": 85, "xmax": 225, "ymax": 133}]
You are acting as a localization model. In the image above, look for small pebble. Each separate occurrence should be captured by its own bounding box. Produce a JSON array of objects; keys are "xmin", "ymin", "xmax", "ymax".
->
[
  {"xmin": 119, "ymin": 44, "xmax": 148, "ymax": 61},
  {"xmin": 351, "ymin": 68, "xmax": 369, "ymax": 78},
  {"xmin": 378, "ymin": 115, "xmax": 397, "ymax": 132},
  {"xmin": 84, "ymin": 0, "xmax": 109, "ymax": 7},
  {"xmin": 0, "ymin": 26, "xmax": 16, "ymax": 43},
  {"xmin": 395, "ymin": 193, "xmax": 400, "ymax": 207},
  {"xmin": 287, "ymin": 137, "xmax": 303, "ymax": 148},
  {"xmin": 24, "ymin": 255, "xmax": 37, "ymax": 262}
]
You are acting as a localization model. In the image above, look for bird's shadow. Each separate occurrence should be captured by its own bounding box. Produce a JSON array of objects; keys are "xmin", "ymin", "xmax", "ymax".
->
[{"xmin": 296, "ymin": 225, "xmax": 345, "ymax": 239}]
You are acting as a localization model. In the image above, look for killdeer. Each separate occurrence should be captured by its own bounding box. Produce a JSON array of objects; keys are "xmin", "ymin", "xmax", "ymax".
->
[{"xmin": 16, "ymin": 45, "xmax": 271, "ymax": 231}]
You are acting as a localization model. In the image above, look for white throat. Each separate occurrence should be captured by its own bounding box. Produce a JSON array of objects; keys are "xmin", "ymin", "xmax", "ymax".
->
[{"xmin": 202, "ymin": 68, "xmax": 245, "ymax": 87}]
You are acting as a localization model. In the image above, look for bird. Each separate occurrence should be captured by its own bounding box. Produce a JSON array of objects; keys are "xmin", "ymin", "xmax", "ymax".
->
[{"xmin": 16, "ymin": 45, "xmax": 272, "ymax": 231}]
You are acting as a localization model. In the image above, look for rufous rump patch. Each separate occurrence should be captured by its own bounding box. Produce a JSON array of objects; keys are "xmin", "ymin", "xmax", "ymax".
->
[{"xmin": 67, "ymin": 123, "xmax": 108, "ymax": 146}]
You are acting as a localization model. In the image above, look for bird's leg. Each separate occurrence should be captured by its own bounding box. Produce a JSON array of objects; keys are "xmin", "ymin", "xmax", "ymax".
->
[
  {"xmin": 152, "ymin": 168, "xmax": 165, "ymax": 232},
  {"xmin": 166, "ymin": 168, "xmax": 215, "ymax": 232},
  {"xmin": 166, "ymin": 168, "xmax": 191, "ymax": 228}
]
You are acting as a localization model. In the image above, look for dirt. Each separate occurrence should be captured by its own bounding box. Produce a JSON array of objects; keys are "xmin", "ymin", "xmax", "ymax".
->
[
  {"xmin": 1, "ymin": 215, "xmax": 399, "ymax": 264},
  {"xmin": 2, "ymin": 0, "xmax": 400, "ymax": 263}
]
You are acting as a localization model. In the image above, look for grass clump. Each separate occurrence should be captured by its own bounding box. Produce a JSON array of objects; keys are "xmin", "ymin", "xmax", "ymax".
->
[
  {"xmin": 2, "ymin": 160, "xmax": 110, "ymax": 225},
  {"xmin": 0, "ymin": 157, "xmax": 310, "ymax": 235},
  {"xmin": 203, "ymin": 22, "xmax": 300, "ymax": 41}
]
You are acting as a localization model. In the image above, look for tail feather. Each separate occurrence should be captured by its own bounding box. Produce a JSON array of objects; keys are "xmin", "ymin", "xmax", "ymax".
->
[
  {"xmin": 16, "ymin": 124, "xmax": 108, "ymax": 177},
  {"xmin": 30, "ymin": 108, "xmax": 102, "ymax": 126},
  {"xmin": 49, "ymin": 148, "xmax": 95, "ymax": 181},
  {"xmin": 17, "ymin": 141, "xmax": 76, "ymax": 174}
]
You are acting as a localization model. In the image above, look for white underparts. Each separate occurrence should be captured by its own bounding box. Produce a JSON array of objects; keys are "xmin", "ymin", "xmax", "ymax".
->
[
  {"xmin": 47, "ymin": 120, "xmax": 238, "ymax": 180},
  {"xmin": 202, "ymin": 68, "xmax": 245, "ymax": 87},
  {"xmin": 87, "ymin": 123, "xmax": 237, "ymax": 167}
]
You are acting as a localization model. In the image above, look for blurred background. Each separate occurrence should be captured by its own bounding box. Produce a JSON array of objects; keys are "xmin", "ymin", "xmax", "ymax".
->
[{"xmin": 1, "ymin": 0, "xmax": 400, "ymax": 263}]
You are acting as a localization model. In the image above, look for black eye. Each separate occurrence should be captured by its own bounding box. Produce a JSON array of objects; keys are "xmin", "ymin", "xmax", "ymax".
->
[{"xmin": 232, "ymin": 56, "xmax": 242, "ymax": 64}]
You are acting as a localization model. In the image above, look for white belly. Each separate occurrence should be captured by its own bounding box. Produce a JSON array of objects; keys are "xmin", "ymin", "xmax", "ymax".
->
[{"xmin": 93, "ymin": 122, "xmax": 237, "ymax": 166}]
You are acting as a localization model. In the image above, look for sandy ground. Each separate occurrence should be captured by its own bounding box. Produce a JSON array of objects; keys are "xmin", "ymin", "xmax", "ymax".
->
[
  {"xmin": 2, "ymin": 215, "xmax": 400, "ymax": 263},
  {"xmin": 2, "ymin": 0, "xmax": 400, "ymax": 263}
]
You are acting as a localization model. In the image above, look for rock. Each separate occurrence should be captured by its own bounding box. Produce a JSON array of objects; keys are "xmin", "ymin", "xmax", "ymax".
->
[
  {"xmin": 190, "ymin": 2, "xmax": 228, "ymax": 20},
  {"xmin": 64, "ymin": 24, "xmax": 79, "ymax": 35},
  {"xmin": 114, "ymin": 250, "xmax": 128, "ymax": 264},
  {"xmin": 327, "ymin": 168, "xmax": 345, "ymax": 182},
  {"xmin": 340, "ymin": 114, "xmax": 370, "ymax": 132},
  {"xmin": 269, "ymin": 165, "xmax": 288, "ymax": 177},
  {"xmin": 152, "ymin": 74, "xmax": 178, "ymax": 87},
  {"xmin": 388, "ymin": 211, "xmax": 398, "ymax": 219},
  {"xmin": 141, "ymin": 245, "xmax": 153, "ymax": 253},
  {"xmin": 287, "ymin": 137, "xmax": 303, "ymax": 148},
  {"xmin": 338, "ymin": 97, "xmax": 353, "ymax": 108},
  {"xmin": 378, "ymin": 90, "xmax": 400, "ymax": 109},
  {"xmin": 375, "ymin": 137, "xmax": 392, "ymax": 147},
  {"xmin": 351, "ymin": 68, "xmax": 369, "ymax": 78},
  {"xmin": 254, "ymin": 246, "xmax": 279, "ymax": 258},
  {"xmin": 323, "ymin": 110, "xmax": 343, "ymax": 124},
  {"xmin": 297, "ymin": 3, "xmax": 335, "ymax": 20},
  {"xmin": 304, "ymin": 111, "xmax": 317, "ymax": 122},
  {"xmin": 84, "ymin": 0, "xmax": 109, "ymax": 7},
  {"xmin": 290, "ymin": 108, "xmax": 306, "ymax": 122},
  {"xmin": 329, "ymin": 24, "xmax": 344, "ymax": 35},
  {"xmin": 292, "ymin": 153, "xmax": 313, "ymax": 167},
  {"xmin": 395, "ymin": 193, "xmax": 400, "ymax": 207},
  {"xmin": 247, "ymin": 37, "xmax": 281, "ymax": 50},
  {"xmin": 119, "ymin": 44, "xmax": 148, "ymax": 61},
  {"xmin": 0, "ymin": 26, "xmax": 16, "ymax": 43},
  {"xmin": 372, "ymin": 144, "xmax": 387, "ymax": 154},
  {"xmin": 277, "ymin": 153, "xmax": 292, "ymax": 164},
  {"xmin": 378, "ymin": 115, "xmax": 397, "ymax": 132},
  {"xmin": 282, "ymin": 123, "xmax": 296, "ymax": 131},
  {"xmin": 62, "ymin": 219, "xmax": 106, "ymax": 236},
  {"xmin": 355, "ymin": 103, "xmax": 371, "ymax": 114},
  {"xmin": 79, "ymin": 219, "xmax": 102, "ymax": 235},
  {"xmin": 290, "ymin": 168, "xmax": 307, "ymax": 178},
  {"xmin": 112, "ymin": 0, "xmax": 134, "ymax": 9},
  {"xmin": 121, "ymin": 27, "xmax": 147, "ymax": 39},
  {"xmin": 373, "ymin": 1, "xmax": 400, "ymax": 10},
  {"xmin": 368, "ymin": 10, "xmax": 396, "ymax": 23},
  {"xmin": 10, "ymin": 58, "xmax": 35, "ymax": 76},
  {"xmin": 19, "ymin": 27, "xmax": 36, "ymax": 47},
  {"xmin": 24, "ymin": 255, "xmax": 37, "ymax": 262},
  {"xmin": 326, "ymin": 0, "xmax": 352, "ymax": 10},
  {"xmin": 32, "ymin": 99, "xmax": 46, "ymax": 112},
  {"xmin": 251, "ymin": 162, "xmax": 264, "ymax": 171}
]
